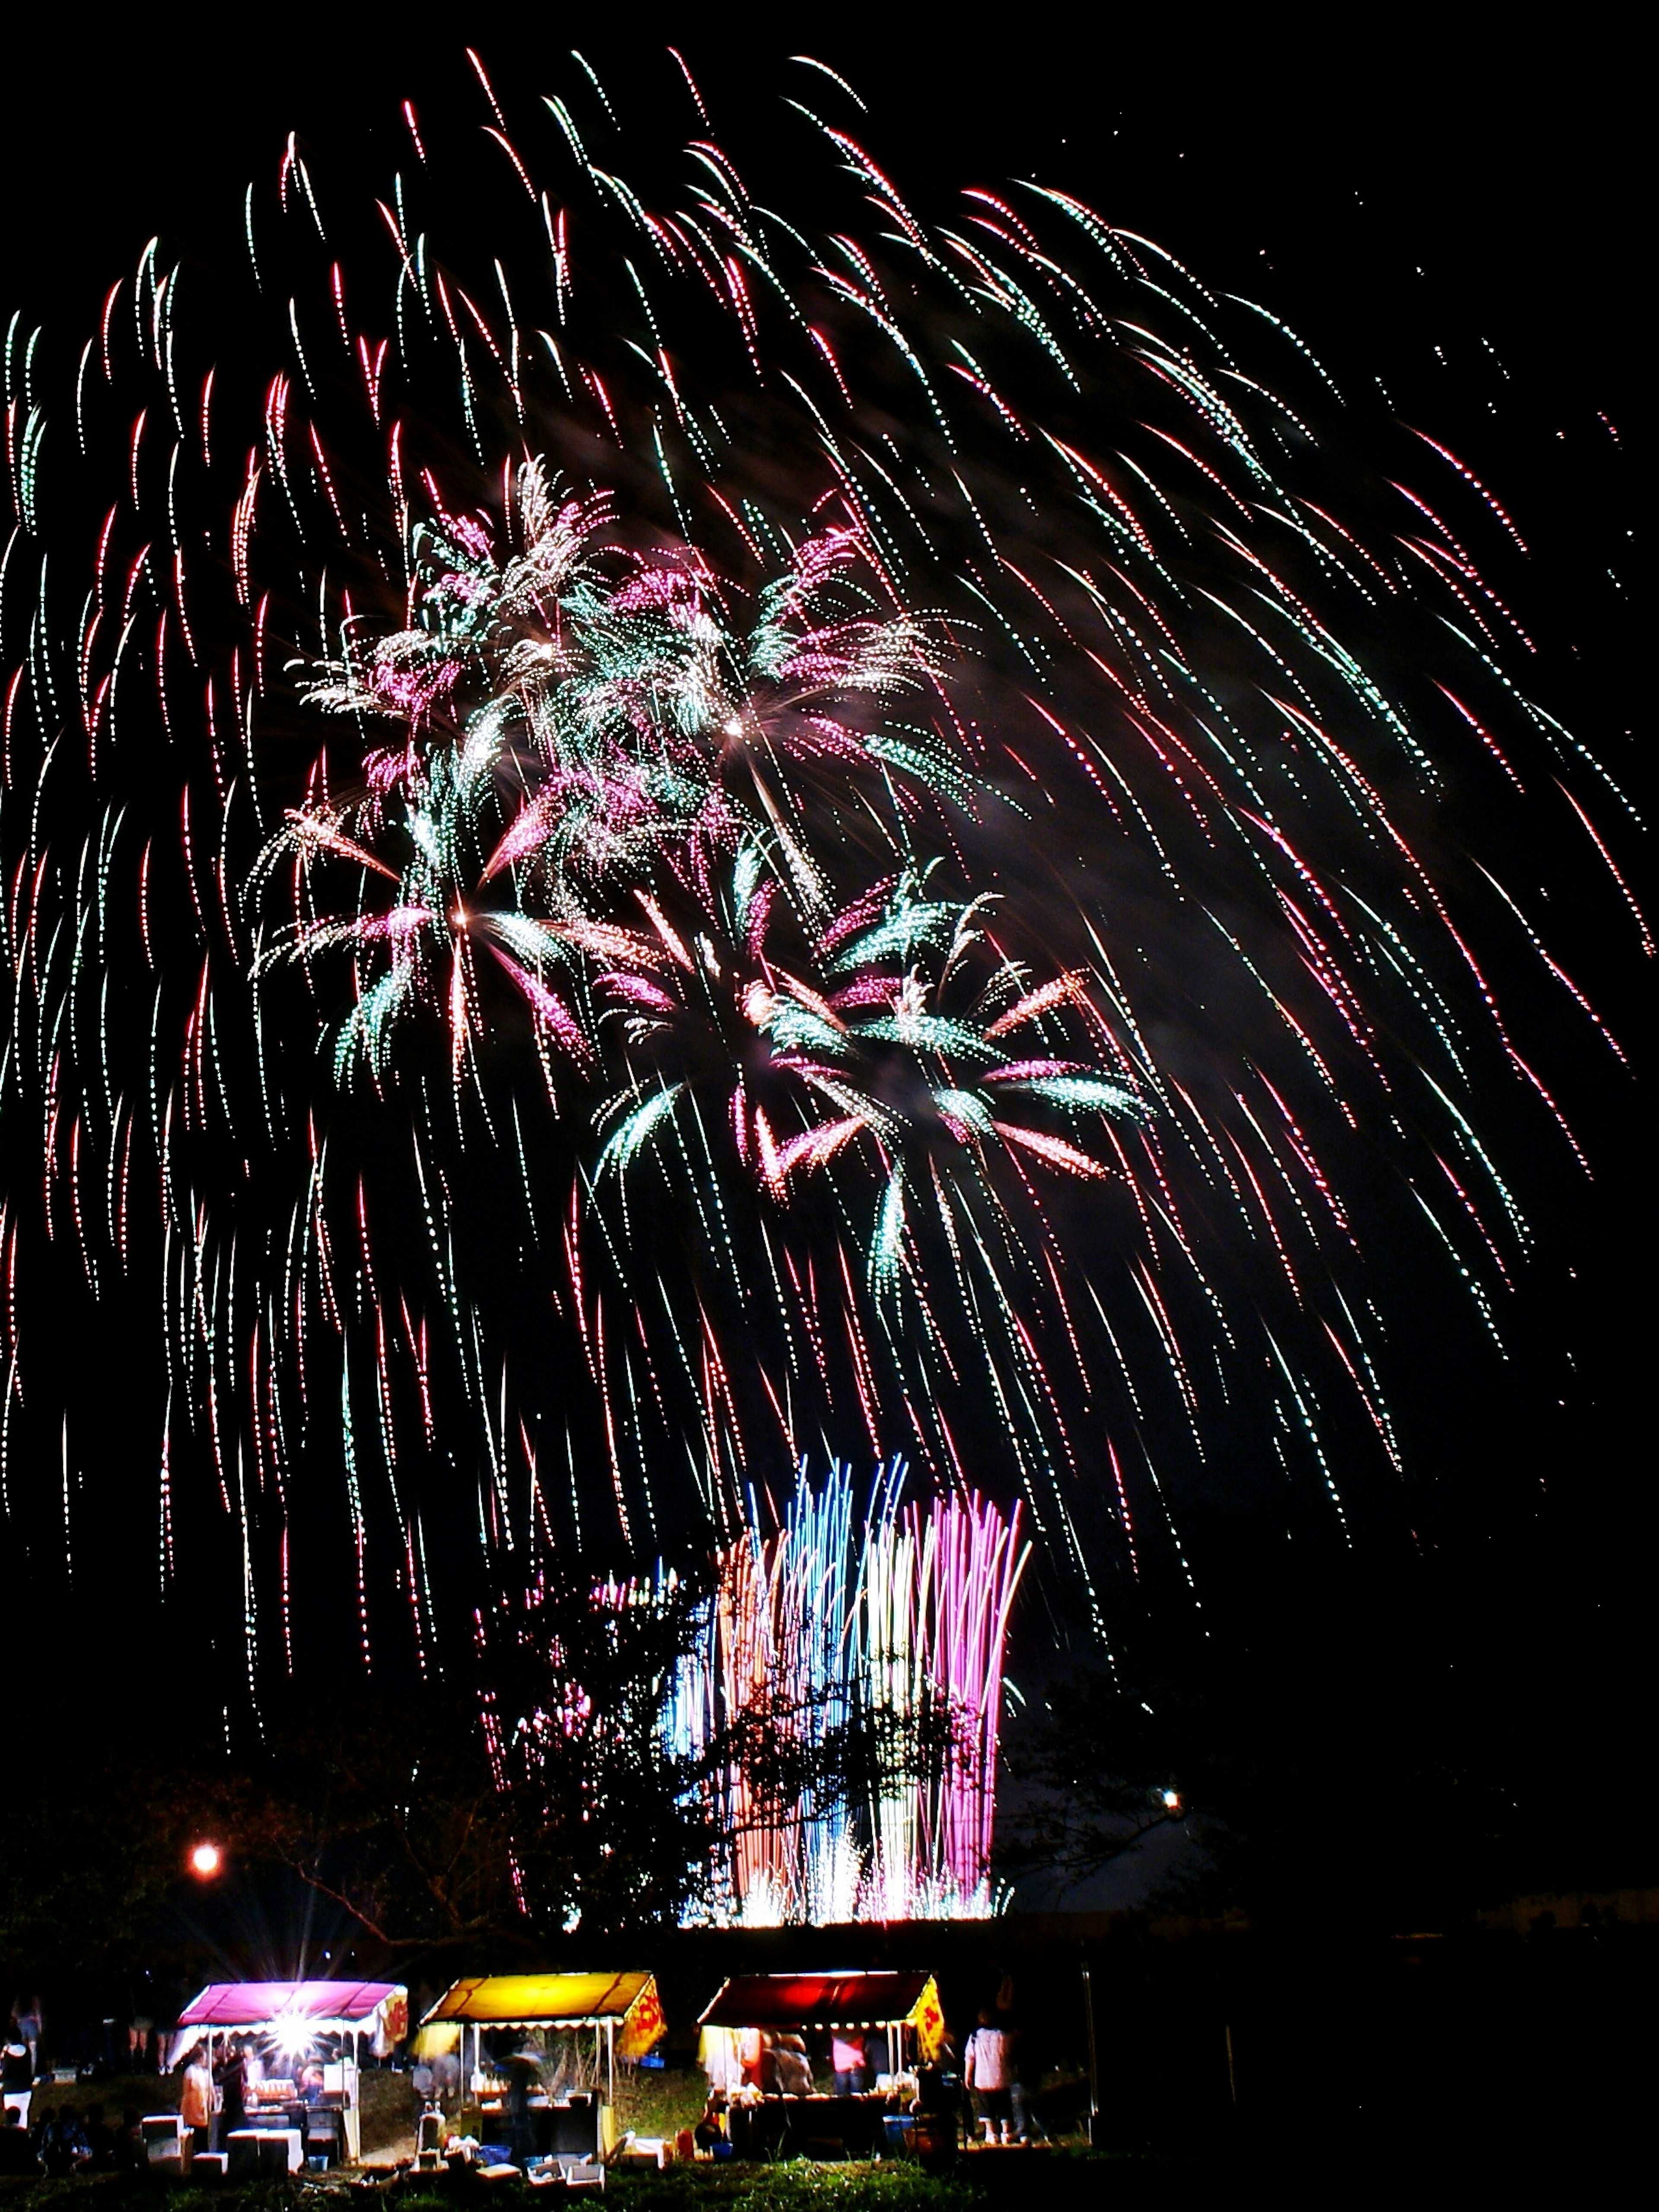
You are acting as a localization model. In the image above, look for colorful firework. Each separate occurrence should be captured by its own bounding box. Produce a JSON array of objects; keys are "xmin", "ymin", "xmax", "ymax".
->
[
  {"xmin": 673, "ymin": 1460, "xmax": 1027, "ymax": 1924},
  {"xmin": 486, "ymin": 1461, "xmax": 1027, "ymax": 1926},
  {"xmin": 0, "ymin": 48, "xmax": 1640, "ymax": 1695}
]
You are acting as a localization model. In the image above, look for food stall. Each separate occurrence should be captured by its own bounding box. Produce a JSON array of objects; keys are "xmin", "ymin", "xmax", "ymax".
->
[
  {"xmin": 697, "ymin": 1971, "xmax": 946, "ymax": 2160},
  {"xmin": 168, "ymin": 1981, "xmax": 408, "ymax": 2170},
  {"xmin": 421, "ymin": 1972, "xmax": 666, "ymax": 2164}
]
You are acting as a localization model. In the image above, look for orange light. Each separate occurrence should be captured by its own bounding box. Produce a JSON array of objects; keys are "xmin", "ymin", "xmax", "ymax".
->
[{"xmin": 189, "ymin": 1841, "xmax": 223, "ymax": 1878}]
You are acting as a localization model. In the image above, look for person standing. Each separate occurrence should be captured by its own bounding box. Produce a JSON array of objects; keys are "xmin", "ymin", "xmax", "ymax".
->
[
  {"xmin": 1007, "ymin": 2015, "xmax": 1048, "ymax": 2146},
  {"xmin": 830, "ymin": 2028, "xmax": 870, "ymax": 2097},
  {"xmin": 179, "ymin": 2046, "xmax": 215, "ymax": 2155},
  {"xmin": 737, "ymin": 2026, "xmax": 768, "ymax": 2091},
  {"xmin": 963, "ymin": 2010, "xmax": 1012, "ymax": 2145},
  {"xmin": 503, "ymin": 2051, "xmax": 538, "ymax": 2168},
  {"xmin": 0, "ymin": 2028, "xmax": 32, "ymax": 2129},
  {"xmin": 771, "ymin": 2035, "xmax": 813, "ymax": 2097},
  {"xmin": 429, "ymin": 2043, "xmax": 461, "ymax": 2113},
  {"xmin": 13, "ymin": 2002, "xmax": 40, "ymax": 2079},
  {"xmin": 217, "ymin": 2040, "xmax": 247, "ymax": 2141}
]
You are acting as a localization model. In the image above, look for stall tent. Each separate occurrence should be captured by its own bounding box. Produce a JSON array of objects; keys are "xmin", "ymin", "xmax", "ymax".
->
[
  {"xmin": 169, "ymin": 1981, "xmax": 409, "ymax": 2164},
  {"xmin": 698, "ymin": 1970, "xmax": 946, "ymax": 2080},
  {"xmin": 422, "ymin": 1972, "xmax": 665, "ymax": 2112}
]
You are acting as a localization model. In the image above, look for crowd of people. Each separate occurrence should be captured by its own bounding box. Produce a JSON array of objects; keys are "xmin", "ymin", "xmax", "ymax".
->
[
  {"xmin": 0, "ymin": 2000, "xmax": 340, "ymax": 2178},
  {"xmin": 693, "ymin": 2000, "xmax": 1048, "ymax": 2150},
  {"xmin": 0, "ymin": 1994, "xmax": 194, "ymax": 2177},
  {"xmin": 0, "ymin": 2101, "xmax": 153, "ymax": 2179}
]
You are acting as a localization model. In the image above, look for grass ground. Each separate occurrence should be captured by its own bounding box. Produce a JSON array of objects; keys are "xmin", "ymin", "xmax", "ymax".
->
[
  {"xmin": 0, "ymin": 2150, "xmax": 1239, "ymax": 2212},
  {"xmin": 0, "ymin": 2159, "xmax": 1170, "ymax": 2211},
  {"xmin": 607, "ymin": 2068, "xmax": 710, "ymax": 2145},
  {"xmin": 0, "ymin": 2140, "xmax": 1613, "ymax": 2211}
]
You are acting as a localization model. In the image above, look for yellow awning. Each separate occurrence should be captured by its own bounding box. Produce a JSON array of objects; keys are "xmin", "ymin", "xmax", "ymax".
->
[{"xmin": 422, "ymin": 1972, "xmax": 660, "ymax": 2038}]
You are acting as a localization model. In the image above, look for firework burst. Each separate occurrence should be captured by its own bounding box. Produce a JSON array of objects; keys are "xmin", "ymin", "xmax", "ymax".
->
[{"xmin": 0, "ymin": 47, "xmax": 1640, "ymax": 1689}]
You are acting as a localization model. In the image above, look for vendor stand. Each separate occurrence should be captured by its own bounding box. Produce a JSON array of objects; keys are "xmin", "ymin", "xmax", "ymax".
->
[
  {"xmin": 421, "ymin": 1972, "xmax": 665, "ymax": 2163},
  {"xmin": 697, "ymin": 1971, "xmax": 946, "ymax": 2160},
  {"xmin": 168, "ymin": 1981, "xmax": 408, "ymax": 2169}
]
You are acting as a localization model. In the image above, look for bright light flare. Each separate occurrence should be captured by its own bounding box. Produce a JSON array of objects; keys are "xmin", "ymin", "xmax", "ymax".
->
[{"xmin": 265, "ymin": 2014, "xmax": 317, "ymax": 2066}]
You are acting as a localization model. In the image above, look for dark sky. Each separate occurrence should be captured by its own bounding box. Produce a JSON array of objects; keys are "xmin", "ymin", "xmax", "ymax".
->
[
  {"xmin": 0, "ymin": 17, "xmax": 1640, "ymax": 378},
  {"xmin": 0, "ymin": 19, "xmax": 1648, "ymax": 1884}
]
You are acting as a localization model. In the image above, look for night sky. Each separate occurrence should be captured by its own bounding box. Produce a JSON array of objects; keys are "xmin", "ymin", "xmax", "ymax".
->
[{"xmin": 0, "ymin": 20, "xmax": 1646, "ymax": 1892}]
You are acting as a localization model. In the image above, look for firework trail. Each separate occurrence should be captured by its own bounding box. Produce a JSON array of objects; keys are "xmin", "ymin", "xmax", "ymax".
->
[
  {"xmin": 677, "ymin": 1459, "xmax": 1027, "ymax": 1925},
  {"xmin": 0, "ymin": 49, "xmax": 1640, "ymax": 1689},
  {"xmin": 487, "ymin": 1461, "xmax": 1027, "ymax": 1925}
]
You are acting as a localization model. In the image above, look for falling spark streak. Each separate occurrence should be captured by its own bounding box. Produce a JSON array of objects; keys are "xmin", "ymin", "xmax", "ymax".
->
[{"xmin": 0, "ymin": 46, "xmax": 1633, "ymax": 1700}]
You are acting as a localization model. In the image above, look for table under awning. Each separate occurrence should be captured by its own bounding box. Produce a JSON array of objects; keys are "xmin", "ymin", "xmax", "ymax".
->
[
  {"xmin": 698, "ymin": 1971, "xmax": 944, "ymax": 2053},
  {"xmin": 422, "ymin": 1972, "xmax": 665, "ymax": 2108},
  {"xmin": 696, "ymin": 1972, "xmax": 947, "ymax": 2161}
]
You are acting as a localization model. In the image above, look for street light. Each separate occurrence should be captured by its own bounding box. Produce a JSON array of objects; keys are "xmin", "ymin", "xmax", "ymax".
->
[{"xmin": 188, "ymin": 1841, "xmax": 224, "ymax": 1878}]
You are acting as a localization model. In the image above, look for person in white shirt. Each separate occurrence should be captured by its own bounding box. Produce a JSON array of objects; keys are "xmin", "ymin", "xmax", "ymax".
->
[
  {"xmin": 1, "ymin": 2032, "xmax": 33, "ymax": 2129},
  {"xmin": 963, "ymin": 2011, "xmax": 1012, "ymax": 2143}
]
